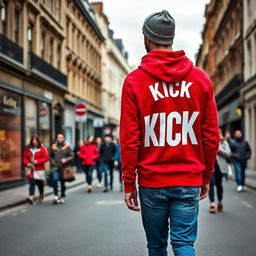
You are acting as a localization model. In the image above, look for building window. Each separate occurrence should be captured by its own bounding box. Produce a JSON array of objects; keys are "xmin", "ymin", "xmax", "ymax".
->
[
  {"xmin": 14, "ymin": 10, "xmax": 20, "ymax": 43},
  {"xmin": 56, "ymin": 0, "xmax": 60, "ymax": 20},
  {"xmin": 41, "ymin": 33, "xmax": 45, "ymax": 58},
  {"xmin": 50, "ymin": 0, "xmax": 53, "ymax": 14},
  {"xmin": 27, "ymin": 22, "xmax": 34, "ymax": 52},
  {"xmin": 49, "ymin": 38, "xmax": 54, "ymax": 64},
  {"xmin": 57, "ymin": 42, "xmax": 61, "ymax": 69},
  {"xmin": 1, "ymin": 1, "xmax": 8, "ymax": 36}
]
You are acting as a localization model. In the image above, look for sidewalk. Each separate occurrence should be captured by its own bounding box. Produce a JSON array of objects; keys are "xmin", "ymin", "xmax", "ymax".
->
[
  {"xmin": 0, "ymin": 172, "xmax": 85, "ymax": 211},
  {"xmin": 244, "ymin": 169, "xmax": 256, "ymax": 190},
  {"xmin": 230, "ymin": 169, "xmax": 256, "ymax": 190}
]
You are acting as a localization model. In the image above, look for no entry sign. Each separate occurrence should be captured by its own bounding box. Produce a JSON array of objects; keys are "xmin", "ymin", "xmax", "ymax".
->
[{"xmin": 75, "ymin": 103, "xmax": 87, "ymax": 116}]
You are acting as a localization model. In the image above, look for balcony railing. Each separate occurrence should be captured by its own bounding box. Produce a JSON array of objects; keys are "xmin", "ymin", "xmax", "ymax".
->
[
  {"xmin": 30, "ymin": 52, "xmax": 67, "ymax": 87},
  {"xmin": 0, "ymin": 34, "xmax": 23, "ymax": 64}
]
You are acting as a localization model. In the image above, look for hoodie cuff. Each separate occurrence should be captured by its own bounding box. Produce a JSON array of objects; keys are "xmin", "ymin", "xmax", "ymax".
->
[
  {"xmin": 202, "ymin": 171, "xmax": 213, "ymax": 185},
  {"xmin": 124, "ymin": 182, "xmax": 136, "ymax": 193}
]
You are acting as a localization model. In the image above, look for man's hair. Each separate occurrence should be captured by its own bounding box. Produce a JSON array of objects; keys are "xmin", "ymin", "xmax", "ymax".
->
[{"xmin": 56, "ymin": 132, "xmax": 65, "ymax": 138}]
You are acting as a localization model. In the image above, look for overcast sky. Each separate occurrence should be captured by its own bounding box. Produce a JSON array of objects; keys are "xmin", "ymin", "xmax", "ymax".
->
[{"xmin": 91, "ymin": 0, "xmax": 210, "ymax": 67}]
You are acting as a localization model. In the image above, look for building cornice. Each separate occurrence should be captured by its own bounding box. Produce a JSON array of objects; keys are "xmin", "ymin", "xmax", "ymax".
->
[{"xmin": 74, "ymin": 0, "xmax": 105, "ymax": 42}]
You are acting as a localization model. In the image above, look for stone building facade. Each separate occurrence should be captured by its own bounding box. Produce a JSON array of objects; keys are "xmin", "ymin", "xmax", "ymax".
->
[
  {"xmin": 0, "ymin": 0, "xmax": 67, "ymax": 189},
  {"xmin": 241, "ymin": 0, "xmax": 256, "ymax": 169},
  {"xmin": 197, "ymin": 0, "xmax": 243, "ymax": 135},
  {"xmin": 64, "ymin": 0, "xmax": 104, "ymax": 148},
  {"xmin": 90, "ymin": 2, "xmax": 131, "ymax": 138}
]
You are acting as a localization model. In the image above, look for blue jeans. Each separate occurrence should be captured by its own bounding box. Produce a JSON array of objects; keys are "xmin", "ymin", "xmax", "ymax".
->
[
  {"xmin": 82, "ymin": 164, "xmax": 94, "ymax": 185},
  {"xmin": 139, "ymin": 186, "xmax": 200, "ymax": 256},
  {"xmin": 95, "ymin": 159, "xmax": 102, "ymax": 183},
  {"xmin": 51, "ymin": 170, "xmax": 66, "ymax": 197},
  {"xmin": 233, "ymin": 161, "xmax": 246, "ymax": 186},
  {"xmin": 101, "ymin": 161, "xmax": 114, "ymax": 188}
]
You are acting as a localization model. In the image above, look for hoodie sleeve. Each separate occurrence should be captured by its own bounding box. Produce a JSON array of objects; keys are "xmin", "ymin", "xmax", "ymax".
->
[
  {"xmin": 120, "ymin": 77, "xmax": 141, "ymax": 192},
  {"xmin": 201, "ymin": 76, "xmax": 220, "ymax": 185}
]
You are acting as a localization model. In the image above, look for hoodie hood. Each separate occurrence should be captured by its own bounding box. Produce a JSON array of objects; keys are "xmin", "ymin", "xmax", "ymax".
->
[{"xmin": 139, "ymin": 50, "xmax": 193, "ymax": 83}]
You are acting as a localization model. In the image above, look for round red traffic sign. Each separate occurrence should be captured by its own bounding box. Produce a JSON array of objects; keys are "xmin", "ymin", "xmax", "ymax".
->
[
  {"xmin": 75, "ymin": 103, "xmax": 87, "ymax": 116},
  {"xmin": 39, "ymin": 107, "xmax": 48, "ymax": 118}
]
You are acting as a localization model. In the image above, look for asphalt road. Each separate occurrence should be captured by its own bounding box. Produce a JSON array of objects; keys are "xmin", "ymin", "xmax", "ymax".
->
[{"xmin": 0, "ymin": 176, "xmax": 256, "ymax": 256}]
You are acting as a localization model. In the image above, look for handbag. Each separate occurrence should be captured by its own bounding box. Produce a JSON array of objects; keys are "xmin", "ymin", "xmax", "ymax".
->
[
  {"xmin": 62, "ymin": 166, "xmax": 75, "ymax": 182},
  {"xmin": 25, "ymin": 166, "xmax": 33, "ymax": 177}
]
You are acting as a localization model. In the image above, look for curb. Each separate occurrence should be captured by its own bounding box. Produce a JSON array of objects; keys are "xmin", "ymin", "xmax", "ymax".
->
[
  {"xmin": 0, "ymin": 181, "xmax": 85, "ymax": 212},
  {"xmin": 229, "ymin": 175, "xmax": 256, "ymax": 191}
]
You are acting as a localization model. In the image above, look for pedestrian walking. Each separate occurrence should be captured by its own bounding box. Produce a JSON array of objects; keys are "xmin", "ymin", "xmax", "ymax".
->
[
  {"xmin": 100, "ymin": 135, "xmax": 116, "ymax": 192},
  {"xmin": 230, "ymin": 130, "xmax": 251, "ymax": 192},
  {"xmin": 79, "ymin": 136, "xmax": 99, "ymax": 193},
  {"xmin": 120, "ymin": 10, "xmax": 219, "ymax": 256},
  {"xmin": 114, "ymin": 137, "xmax": 122, "ymax": 191},
  {"xmin": 95, "ymin": 137, "xmax": 103, "ymax": 187},
  {"xmin": 209, "ymin": 129, "xmax": 231, "ymax": 213},
  {"xmin": 23, "ymin": 135, "xmax": 49, "ymax": 204},
  {"xmin": 73, "ymin": 140, "xmax": 83, "ymax": 173},
  {"xmin": 49, "ymin": 133, "xmax": 74, "ymax": 204}
]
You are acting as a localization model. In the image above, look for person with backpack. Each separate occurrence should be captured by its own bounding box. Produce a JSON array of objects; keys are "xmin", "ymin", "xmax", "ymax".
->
[{"xmin": 23, "ymin": 135, "xmax": 49, "ymax": 204}]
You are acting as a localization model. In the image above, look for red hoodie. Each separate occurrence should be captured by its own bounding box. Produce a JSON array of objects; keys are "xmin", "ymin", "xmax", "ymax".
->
[
  {"xmin": 120, "ymin": 50, "xmax": 220, "ymax": 193},
  {"xmin": 79, "ymin": 144, "xmax": 99, "ymax": 165}
]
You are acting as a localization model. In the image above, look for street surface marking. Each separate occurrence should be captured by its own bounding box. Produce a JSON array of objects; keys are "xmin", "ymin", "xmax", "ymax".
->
[
  {"xmin": 0, "ymin": 205, "xmax": 30, "ymax": 218},
  {"xmin": 96, "ymin": 200, "xmax": 123, "ymax": 206},
  {"xmin": 240, "ymin": 200, "xmax": 253, "ymax": 209}
]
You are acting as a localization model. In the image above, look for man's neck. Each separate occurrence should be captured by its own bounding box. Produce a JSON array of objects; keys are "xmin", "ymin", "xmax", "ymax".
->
[{"xmin": 151, "ymin": 46, "xmax": 173, "ymax": 51}]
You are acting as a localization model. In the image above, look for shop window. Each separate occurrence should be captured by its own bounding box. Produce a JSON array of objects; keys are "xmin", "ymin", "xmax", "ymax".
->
[
  {"xmin": 65, "ymin": 127, "xmax": 72, "ymax": 146},
  {"xmin": 25, "ymin": 98, "xmax": 37, "ymax": 146},
  {"xmin": 39, "ymin": 102, "xmax": 50, "ymax": 149},
  {"xmin": 1, "ymin": 1, "xmax": 8, "ymax": 36},
  {"xmin": 0, "ymin": 89, "xmax": 22, "ymax": 182}
]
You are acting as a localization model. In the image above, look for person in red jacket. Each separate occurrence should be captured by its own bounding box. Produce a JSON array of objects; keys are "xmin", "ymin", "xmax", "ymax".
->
[
  {"xmin": 23, "ymin": 135, "xmax": 49, "ymax": 204},
  {"xmin": 120, "ymin": 10, "xmax": 220, "ymax": 256},
  {"xmin": 79, "ymin": 136, "xmax": 99, "ymax": 193}
]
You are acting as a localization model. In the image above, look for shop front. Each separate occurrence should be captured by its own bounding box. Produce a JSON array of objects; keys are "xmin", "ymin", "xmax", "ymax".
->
[
  {"xmin": 64, "ymin": 99, "xmax": 104, "ymax": 149},
  {"xmin": 0, "ymin": 89, "xmax": 22, "ymax": 187},
  {"xmin": 0, "ymin": 81, "xmax": 65, "ymax": 190}
]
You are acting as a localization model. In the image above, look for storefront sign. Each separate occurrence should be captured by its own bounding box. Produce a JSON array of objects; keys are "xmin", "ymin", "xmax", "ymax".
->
[
  {"xmin": 44, "ymin": 90, "xmax": 53, "ymax": 100},
  {"xmin": 0, "ymin": 95, "xmax": 18, "ymax": 115}
]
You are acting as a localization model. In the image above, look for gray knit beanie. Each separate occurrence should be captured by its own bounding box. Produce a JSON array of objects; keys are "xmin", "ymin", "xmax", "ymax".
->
[{"xmin": 142, "ymin": 10, "xmax": 175, "ymax": 45}]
